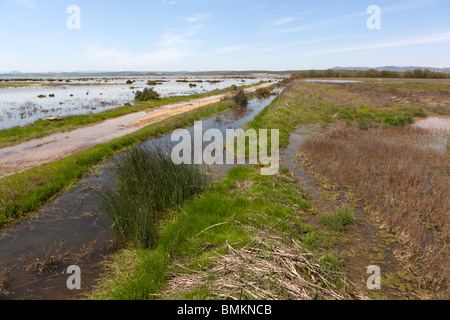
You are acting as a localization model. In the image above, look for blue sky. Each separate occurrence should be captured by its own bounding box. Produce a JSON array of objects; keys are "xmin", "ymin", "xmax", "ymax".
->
[{"xmin": 0, "ymin": 0, "xmax": 449, "ymax": 72}]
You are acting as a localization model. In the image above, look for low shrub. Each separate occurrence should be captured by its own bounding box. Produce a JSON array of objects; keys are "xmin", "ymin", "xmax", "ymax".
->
[
  {"xmin": 233, "ymin": 90, "xmax": 248, "ymax": 107},
  {"xmin": 135, "ymin": 88, "xmax": 160, "ymax": 101}
]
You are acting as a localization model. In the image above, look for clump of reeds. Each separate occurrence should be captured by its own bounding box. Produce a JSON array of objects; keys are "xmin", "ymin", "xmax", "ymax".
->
[
  {"xmin": 320, "ymin": 209, "xmax": 355, "ymax": 231},
  {"xmin": 98, "ymin": 145, "xmax": 211, "ymax": 249}
]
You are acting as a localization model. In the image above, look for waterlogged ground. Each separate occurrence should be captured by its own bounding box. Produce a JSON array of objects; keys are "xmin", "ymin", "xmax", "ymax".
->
[
  {"xmin": 0, "ymin": 92, "xmax": 283, "ymax": 300},
  {"xmin": 0, "ymin": 84, "xmax": 272, "ymax": 178},
  {"xmin": 414, "ymin": 116, "xmax": 450, "ymax": 131},
  {"xmin": 2, "ymin": 79, "xmax": 448, "ymax": 300},
  {"xmin": 280, "ymin": 124, "xmax": 447, "ymax": 300},
  {"xmin": 0, "ymin": 77, "xmax": 270, "ymax": 130}
]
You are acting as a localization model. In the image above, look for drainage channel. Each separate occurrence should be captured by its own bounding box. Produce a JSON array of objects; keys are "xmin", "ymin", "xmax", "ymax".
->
[{"xmin": 0, "ymin": 90, "xmax": 284, "ymax": 300}]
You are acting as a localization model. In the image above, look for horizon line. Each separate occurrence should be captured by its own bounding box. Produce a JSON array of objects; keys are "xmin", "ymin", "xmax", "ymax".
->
[{"xmin": 1, "ymin": 66, "xmax": 450, "ymax": 75}]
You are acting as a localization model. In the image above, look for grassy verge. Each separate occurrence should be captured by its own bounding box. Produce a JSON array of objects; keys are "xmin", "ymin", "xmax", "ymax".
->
[
  {"xmin": 91, "ymin": 167, "xmax": 348, "ymax": 300},
  {"xmin": 0, "ymin": 83, "xmax": 260, "ymax": 148},
  {"xmin": 0, "ymin": 99, "xmax": 240, "ymax": 228}
]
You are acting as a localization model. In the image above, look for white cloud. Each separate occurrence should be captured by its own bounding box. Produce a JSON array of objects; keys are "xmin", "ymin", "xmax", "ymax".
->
[
  {"xmin": 275, "ymin": 0, "xmax": 450, "ymax": 34},
  {"xmin": 158, "ymin": 24, "xmax": 204, "ymax": 46},
  {"xmin": 272, "ymin": 17, "xmax": 297, "ymax": 26},
  {"xmin": 383, "ymin": 0, "xmax": 450, "ymax": 13},
  {"xmin": 88, "ymin": 48, "xmax": 189, "ymax": 70},
  {"xmin": 308, "ymin": 31, "xmax": 450, "ymax": 55},
  {"xmin": 162, "ymin": 0, "xmax": 181, "ymax": 5},
  {"xmin": 159, "ymin": 32, "xmax": 189, "ymax": 46},
  {"xmin": 215, "ymin": 45, "xmax": 250, "ymax": 54},
  {"xmin": 11, "ymin": 0, "xmax": 35, "ymax": 8},
  {"xmin": 184, "ymin": 14, "xmax": 209, "ymax": 23},
  {"xmin": 278, "ymin": 11, "xmax": 364, "ymax": 34},
  {"xmin": 84, "ymin": 23, "xmax": 204, "ymax": 70},
  {"xmin": 255, "ymin": 38, "xmax": 332, "ymax": 53}
]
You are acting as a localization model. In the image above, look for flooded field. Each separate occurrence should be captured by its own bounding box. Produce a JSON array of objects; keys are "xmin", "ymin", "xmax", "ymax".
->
[
  {"xmin": 0, "ymin": 90, "xmax": 283, "ymax": 300},
  {"xmin": 0, "ymin": 76, "xmax": 273, "ymax": 130}
]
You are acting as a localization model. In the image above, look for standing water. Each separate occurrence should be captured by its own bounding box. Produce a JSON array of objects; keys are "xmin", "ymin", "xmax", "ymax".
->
[
  {"xmin": 0, "ymin": 77, "xmax": 268, "ymax": 130},
  {"xmin": 413, "ymin": 116, "xmax": 450, "ymax": 131},
  {"xmin": 0, "ymin": 89, "xmax": 283, "ymax": 300}
]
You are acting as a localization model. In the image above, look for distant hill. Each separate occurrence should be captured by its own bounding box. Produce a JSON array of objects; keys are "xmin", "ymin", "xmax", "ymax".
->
[
  {"xmin": 332, "ymin": 66, "xmax": 450, "ymax": 73},
  {"xmin": 1, "ymin": 67, "xmax": 449, "ymax": 77}
]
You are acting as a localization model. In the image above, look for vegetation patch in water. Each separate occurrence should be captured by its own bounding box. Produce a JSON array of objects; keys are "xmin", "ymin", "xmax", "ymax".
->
[{"xmin": 98, "ymin": 146, "xmax": 211, "ymax": 249}]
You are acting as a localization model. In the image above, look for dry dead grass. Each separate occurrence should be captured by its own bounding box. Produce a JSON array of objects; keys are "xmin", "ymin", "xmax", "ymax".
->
[
  {"xmin": 337, "ymin": 83, "xmax": 450, "ymax": 114},
  {"xmin": 165, "ymin": 229, "xmax": 353, "ymax": 300},
  {"xmin": 302, "ymin": 126, "xmax": 449, "ymax": 295}
]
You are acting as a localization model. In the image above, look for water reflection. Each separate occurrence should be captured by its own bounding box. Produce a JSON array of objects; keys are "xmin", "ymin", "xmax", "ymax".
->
[
  {"xmin": 0, "ymin": 77, "xmax": 271, "ymax": 130},
  {"xmin": 0, "ymin": 90, "xmax": 283, "ymax": 300},
  {"xmin": 414, "ymin": 116, "xmax": 450, "ymax": 131}
]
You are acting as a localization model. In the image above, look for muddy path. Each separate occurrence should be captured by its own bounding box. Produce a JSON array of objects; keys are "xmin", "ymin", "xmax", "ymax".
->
[
  {"xmin": 280, "ymin": 126, "xmax": 440, "ymax": 300},
  {"xmin": 0, "ymin": 84, "xmax": 271, "ymax": 179},
  {"xmin": 0, "ymin": 92, "xmax": 282, "ymax": 300}
]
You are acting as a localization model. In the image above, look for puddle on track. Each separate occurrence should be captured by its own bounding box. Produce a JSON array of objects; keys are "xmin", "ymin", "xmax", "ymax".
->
[{"xmin": 0, "ymin": 91, "xmax": 283, "ymax": 300}]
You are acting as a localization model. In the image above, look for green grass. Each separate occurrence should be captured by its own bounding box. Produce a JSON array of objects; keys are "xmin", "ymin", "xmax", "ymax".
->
[
  {"xmin": 245, "ymin": 81, "xmax": 442, "ymax": 149},
  {"xmin": 320, "ymin": 209, "xmax": 355, "ymax": 232},
  {"xmin": 98, "ymin": 146, "xmax": 211, "ymax": 249},
  {"xmin": 0, "ymin": 81, "xmax": 45, "ymax": 88},
  {"xmin": 0, "ymin": 100, "xmax": 240, "ymax": 228},
  {"xmin": 91, "ymin": 167, "xmax": 345, "ymax": 300},
  {"xmin": 0, "ymin": 83, "xmax": 260, "ymax": 148}
]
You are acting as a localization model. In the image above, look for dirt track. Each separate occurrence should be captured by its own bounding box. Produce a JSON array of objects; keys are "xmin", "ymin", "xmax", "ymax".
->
[{"xmin": 130, "ymin": 97, "xmax": 223, "ymax": 128}]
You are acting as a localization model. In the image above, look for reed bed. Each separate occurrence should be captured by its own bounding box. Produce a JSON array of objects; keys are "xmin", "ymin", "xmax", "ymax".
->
[
  {"xmin": 302, "ymin": 126, "xmax": 449, "ymax": 292},
  {"xmin": 98, "ymin": 145, "xmax": 211, "ymax": 249}
]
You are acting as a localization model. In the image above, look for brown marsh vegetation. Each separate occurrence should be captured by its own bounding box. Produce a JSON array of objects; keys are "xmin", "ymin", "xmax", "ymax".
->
[
  {"xmin": 302, "ymin": 126, "xmax": 449, "ymax": 295},
  {"xmin": 247, "ymin": 77, "xmax": 450, "ymax": 297}
]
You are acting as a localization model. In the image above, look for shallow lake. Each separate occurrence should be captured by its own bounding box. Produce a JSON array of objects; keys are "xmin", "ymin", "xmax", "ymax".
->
[{"xmin": 0, "ymin": 77, "xmax": 273, "ymax": 130}]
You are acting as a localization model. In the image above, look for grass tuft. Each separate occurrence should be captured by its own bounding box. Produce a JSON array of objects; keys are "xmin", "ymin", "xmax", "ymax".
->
[
  {"xmin": 320, "ymin": 209, "xmax": 355, "ymax": 231},
  {"xmin": 98, "ymin": 146, "xmax": 210, "ymax": 249}
]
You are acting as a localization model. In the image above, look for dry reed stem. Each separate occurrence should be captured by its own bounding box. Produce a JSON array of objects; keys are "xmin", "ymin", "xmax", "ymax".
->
[
  {"xmin": 165, "ymin": 226, "xmax": 351, "ymax": 300},
  {"xmin": 302, "ymin": 126, "xmax": 449, "ymax": 295}
]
